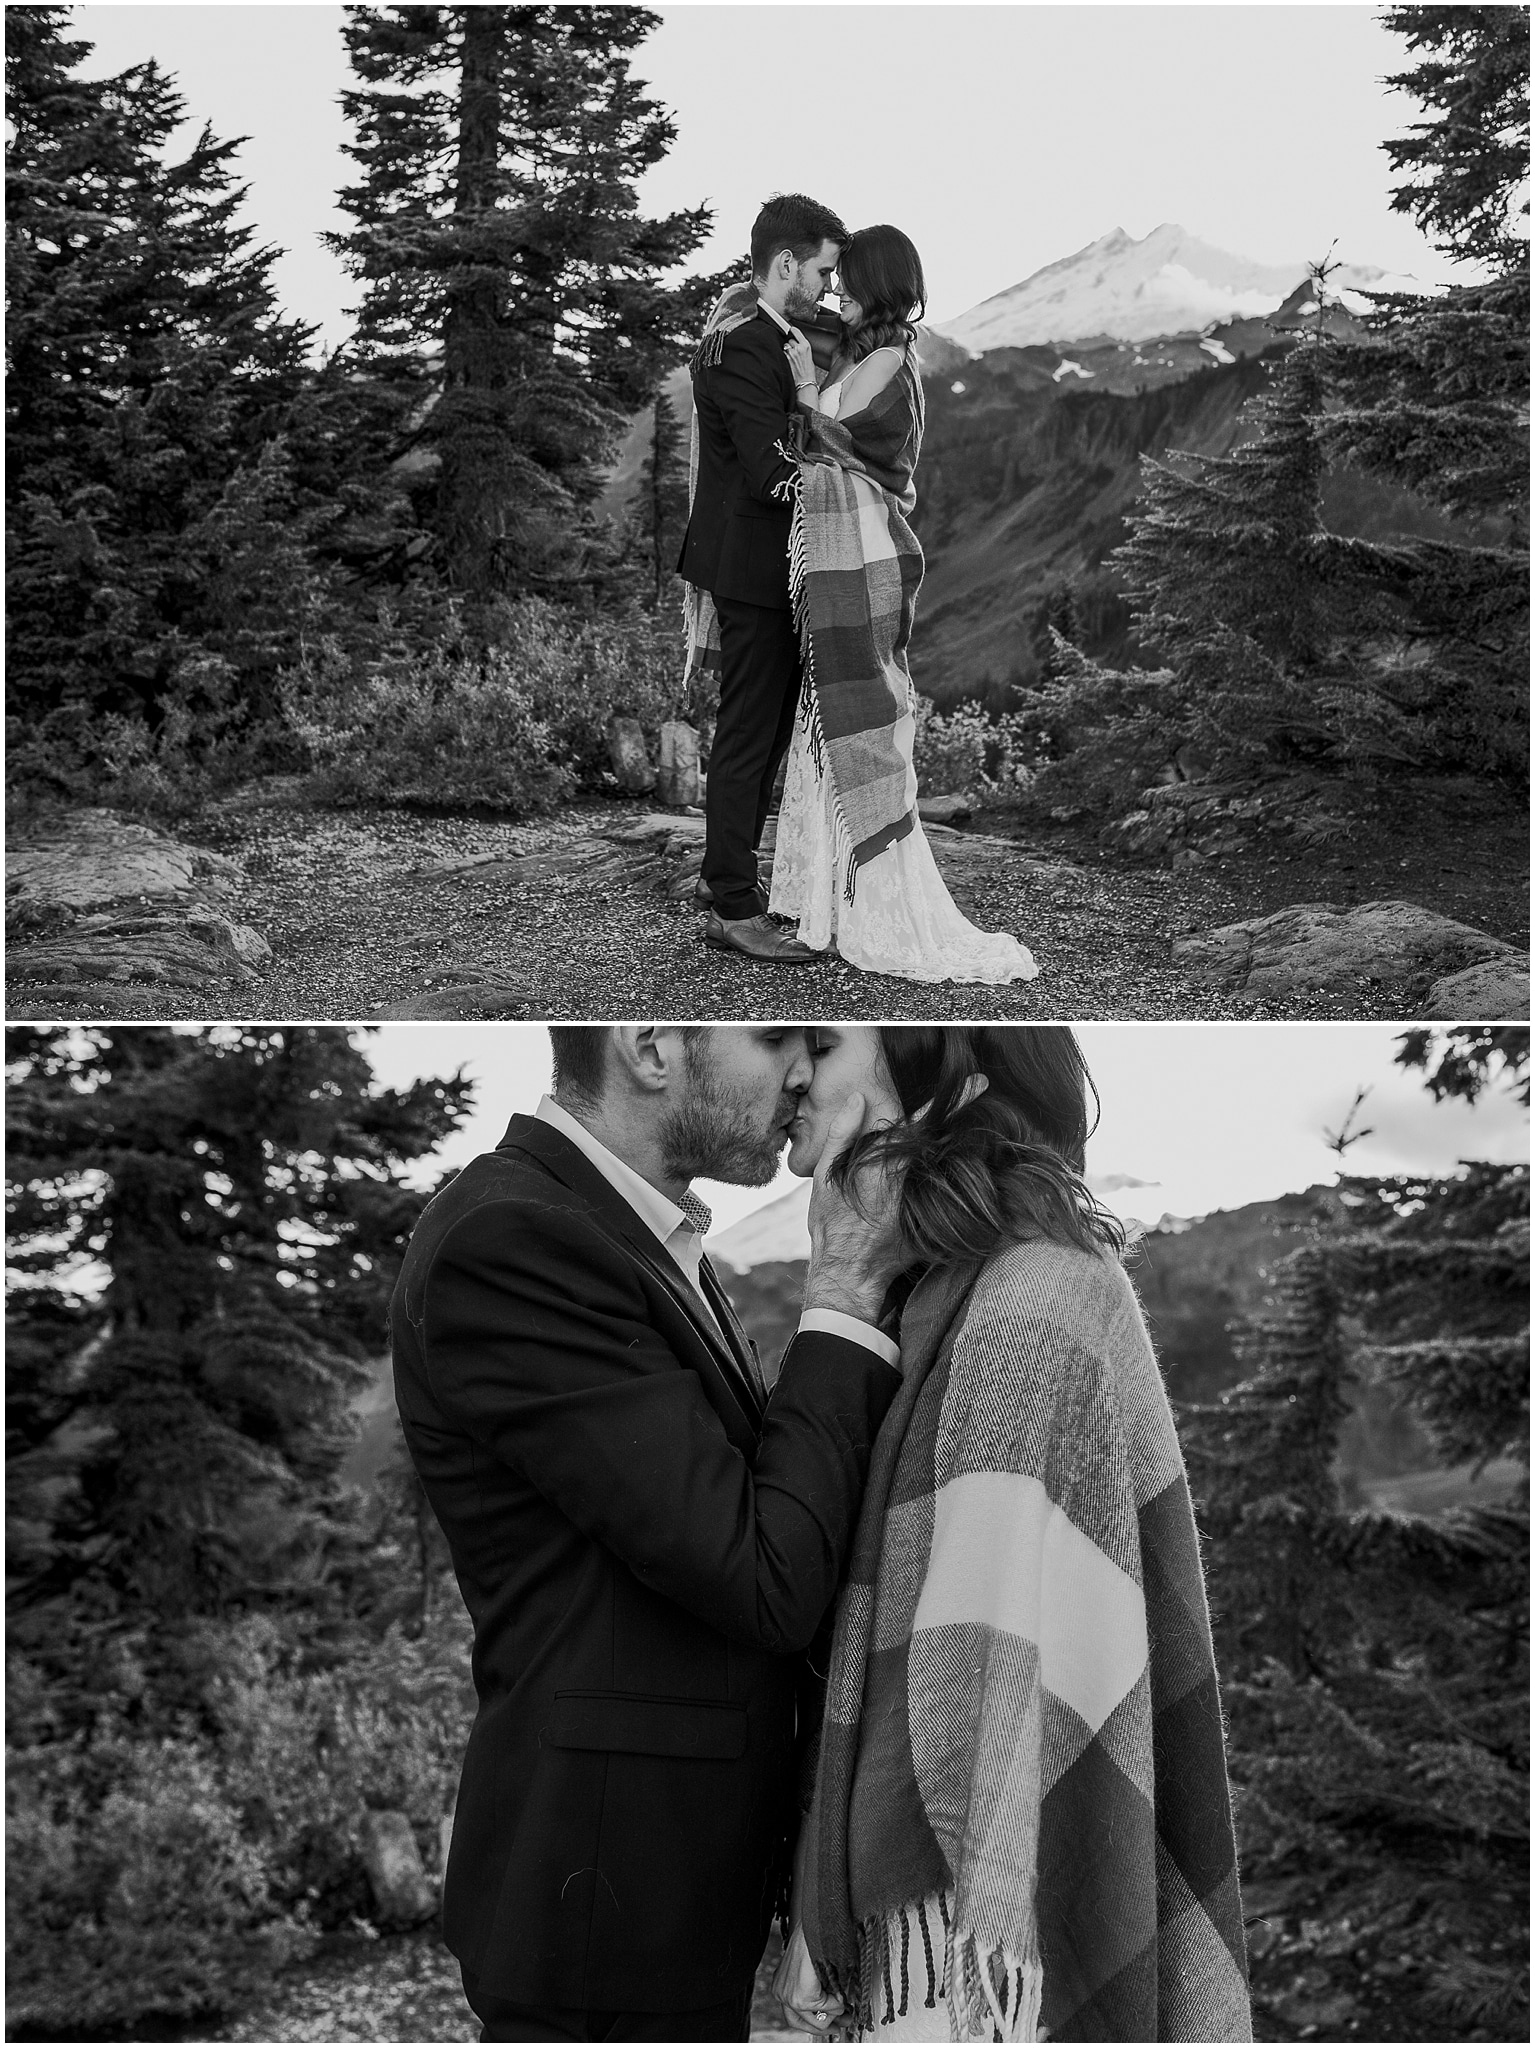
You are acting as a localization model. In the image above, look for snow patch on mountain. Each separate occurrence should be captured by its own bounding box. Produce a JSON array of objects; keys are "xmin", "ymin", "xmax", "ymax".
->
[
  {"xmin": 935, "ymin": 224, "xmax": 1416, "ymax": 352},
  {"xmin": 708, "ymin": 1180, "xmax": 811, "ymax": 1273},
  {"xmin": 708, "ymin": 1169, "xmax": 1163, "ymax": 1272}
]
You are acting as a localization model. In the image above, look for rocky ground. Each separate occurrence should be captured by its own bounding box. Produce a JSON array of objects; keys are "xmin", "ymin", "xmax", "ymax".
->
[
  {"xmin": 6, "ymin": 774, "xmax": 1526, "ymax": 1023},
  {"xmin": 200, "ymin": 1925, "xmax": 800, "ymax": 2042},
  {"xmin": 166, "ymin": 1899, "xmax": 1513, "ymax": 2044}
]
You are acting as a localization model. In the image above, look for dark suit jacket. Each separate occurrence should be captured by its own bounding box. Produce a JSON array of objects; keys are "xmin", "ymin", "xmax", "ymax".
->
[
  {"xmin": 390, "ymin": 1115, "xmax": 900, "ymax": 2013},
  {"xmin": 676, "ymin": 307, "xmax": 802, "ymax": 611}
]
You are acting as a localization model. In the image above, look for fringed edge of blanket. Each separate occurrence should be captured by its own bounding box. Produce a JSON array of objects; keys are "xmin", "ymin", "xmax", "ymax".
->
[
  {"xmin": 681, "ymin": 577, "xmax": 705, "ymax": 681},
  {"xmin": 775, "ymin": 447, "xmax": 861, "ymax": 906},
  {"xmin": 822, "ymin": 1893, "xmax": 1044, "ymax": 2044},
  {"xmin": 690, "ymin": 324, "xmax": 728, "ymax": 374}
]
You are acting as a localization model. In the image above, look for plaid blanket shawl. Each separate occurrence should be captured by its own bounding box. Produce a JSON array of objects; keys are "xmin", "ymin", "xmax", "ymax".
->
[
  {"xmin": 800, "ymin": 1239, "xmax": 1251, "ymax": 2043},
  {"xmin": 786, "ymin": 347, "xmax": 927, "ymax": 900}
]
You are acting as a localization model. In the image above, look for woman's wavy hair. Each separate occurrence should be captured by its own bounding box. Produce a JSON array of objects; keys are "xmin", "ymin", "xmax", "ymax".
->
[
  {"xmin": 838, "ymin": 224, "xmax": 927, "ymax": 364},
  {"xmin": 831, "ymin": 1026, "xmax": 1126, "ymax": 1269}
]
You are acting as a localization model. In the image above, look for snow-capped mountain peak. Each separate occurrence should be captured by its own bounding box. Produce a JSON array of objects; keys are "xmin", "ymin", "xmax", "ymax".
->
[
  {"xmin": 707, "ymin": 1181, "xmax": 812, "ymax": 1273},
  {"xmin": 706, "ymin": 1170, "xmax": 1160, "ymax": 1273},
  {"xmin": 936, "ymin": 223, "xmax": 1415, "ymax": 352}
]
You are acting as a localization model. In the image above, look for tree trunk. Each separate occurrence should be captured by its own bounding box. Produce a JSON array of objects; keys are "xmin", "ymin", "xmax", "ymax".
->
[
  {"xmin": 413, "ymin": 1469, "xmax": 436, "ymax": 1634},
  {"xmin": 440, "ymin": 8, "xmax": 509, "ymax": 595},
  {"xmin": 650, "ymin": 398, "xmax": 666, "ymax": 604}
]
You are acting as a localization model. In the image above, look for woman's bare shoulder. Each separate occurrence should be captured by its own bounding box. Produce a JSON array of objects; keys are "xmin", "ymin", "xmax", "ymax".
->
[{"xmin": 836, "ymin": 345, "xmax": 906, "ymax": 412}]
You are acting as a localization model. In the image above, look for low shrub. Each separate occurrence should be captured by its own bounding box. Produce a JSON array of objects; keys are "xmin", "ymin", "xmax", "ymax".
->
[
  {"xmin": 285, "ymin": 597, "xmax": 692, "ymax": 814},
  {"xmin": 6, "ymin": 1719, "xmax": 313, "ymax": 2035},
  {"xmin": 205, "ymin": 1613, "xmax": 473, "ymax": 1921},
  {"xmin": 5, "ymin": 1607, "xmax": 475, "ymax": 2036},
  {"xmin": 5, "ymin": 652, "xmax": 296, "ymax": 822},
  {"xmin": 913, "ymin": 694, "xmax": 1038, "ymax": 797}
]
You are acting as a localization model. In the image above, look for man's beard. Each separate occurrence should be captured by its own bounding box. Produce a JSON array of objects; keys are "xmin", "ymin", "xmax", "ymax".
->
[
  {"xmin": 783, "ymin": 275, "xmax": 821, "ymax": 322},
  {"xmin": 660, "ymin": 1044, "xmax": 793, "ymax": 1187}
]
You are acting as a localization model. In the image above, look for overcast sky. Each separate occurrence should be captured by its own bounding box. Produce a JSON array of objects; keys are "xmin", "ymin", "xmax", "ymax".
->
[
  {"xmin": 359, "ymin": 1024, "xmax": 1531, "ymax": 1236},
  {"xmin": 74, "ymin": 4, "xmax": 1471, "ymax": 348}
]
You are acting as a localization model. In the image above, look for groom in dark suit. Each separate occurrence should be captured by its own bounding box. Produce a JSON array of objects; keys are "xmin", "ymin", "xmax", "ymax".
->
[
  {"xmin": 391, "ymin": 1025, "xmax": 905, "ymax": 2041},
  {"xmin": 676, "ymin": 194, "xmax": 847, "ymax": 963}
]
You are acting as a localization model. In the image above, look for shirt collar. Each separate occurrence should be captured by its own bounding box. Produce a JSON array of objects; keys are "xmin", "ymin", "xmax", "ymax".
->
[
  {"xmin": 536, "ymin": 1096, "xmax": 706, "ymax": 1251},
  {"xmin": 755, "ymin": 293, "xmax": 791, "ymax": 334}
]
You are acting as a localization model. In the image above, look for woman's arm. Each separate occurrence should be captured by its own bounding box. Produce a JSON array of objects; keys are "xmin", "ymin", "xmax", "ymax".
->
[{"xmin": 783, "ymin": 329, "xmax": 822, "ymax": 412}]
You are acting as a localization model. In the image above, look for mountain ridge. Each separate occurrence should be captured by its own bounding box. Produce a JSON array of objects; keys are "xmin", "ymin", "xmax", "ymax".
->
[{"xmin": 933, "ymin": 221, "xmax": 1415, "ymax": 352}]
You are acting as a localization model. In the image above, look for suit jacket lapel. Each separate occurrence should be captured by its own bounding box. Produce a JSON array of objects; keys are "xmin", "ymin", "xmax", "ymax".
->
[
  {"xmin": 497, "ymin": 1117, "xmax": 762, "ymax": 1435},
  {"xmin": 698, "ymin": 1256, "xmax": 768, "ymax": 1414}
]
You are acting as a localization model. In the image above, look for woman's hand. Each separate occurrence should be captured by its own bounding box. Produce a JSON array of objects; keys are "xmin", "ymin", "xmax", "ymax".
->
[
  {"xmin": 804, "ymin": 1092, "xmax": 909, "ymax": 1323},
  {"xmin": 773, "ymin": 1921, "xmax": 845, "ymax": 2037},
  {"xmin": 783, "ymin": 329, "xmax": 819, "ymax": 400}
]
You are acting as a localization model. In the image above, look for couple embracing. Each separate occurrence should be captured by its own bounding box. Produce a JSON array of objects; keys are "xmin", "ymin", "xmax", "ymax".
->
[
  {"xmin": 392, "ymin": 1026, "xmax": 1251, "ymax": 2042},
  {"xmin": 677, "ymin": 196, "xmax": 1037, "ymax": 986}
]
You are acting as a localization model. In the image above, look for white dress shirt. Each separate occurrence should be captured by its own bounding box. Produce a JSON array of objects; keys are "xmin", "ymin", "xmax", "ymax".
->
[{"xmin": 535, "ymin": 1097, "xmax": 898, "ymax": 1370}]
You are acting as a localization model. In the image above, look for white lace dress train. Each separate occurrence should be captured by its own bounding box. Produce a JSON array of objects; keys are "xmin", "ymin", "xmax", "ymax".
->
[{"xmin": 770, "ymin": 724, "xmax": 1036, "ymax": 984}]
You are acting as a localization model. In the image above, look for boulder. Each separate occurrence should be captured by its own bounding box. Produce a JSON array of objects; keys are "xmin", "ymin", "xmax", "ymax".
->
[
  {"xmin": 1174, "ymin": 899, "xmax": 1523, "ymax": 1002},
  {"xmin": 10, "ymin": 911, "xmax": 271, "ymax": 989},
  {"xmin": 607, "ymin": 716, "xmax": 656, "ymax": 793},
  {"xmin": 358, "ymin": 1809, "xmax": 437, "ymax": 1928},
  {"xmin": 666, "ymin": 863, "xmax": 706, "ymax": 900},
  {"xmin": 605, "ymin": 808, "xmax": 707, "ymax": 846},
  {"xmin": 374, "ymin": 964, "xmax": 532, "ymax": 1020},
  {"xmin": 7, "ymin": 809, "xmax": 270, "ymax": 993},
  {"xmin": 656, "ymin": 721, "xmax": 701, "ymax": 807},
  {"xmin": 1426, "ymin": 957, "xmax": 1530, "ymax": 1021},
  {"xmin": 919, "ymin": 793, "xmax": 973, "ymax": 827},
  {"xmin": 7, "ymin": 807, "xmax": 243, "ymax": 916}
]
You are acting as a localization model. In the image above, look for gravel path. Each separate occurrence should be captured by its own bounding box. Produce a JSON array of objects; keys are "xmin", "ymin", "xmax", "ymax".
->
[
  {"xmin": 11, "ymin": 785, "xmax": 1497, "ymax": 1025},
  {"xmin": 207, "ymin": 1925, "xmax": 803, "ymax": 2042}
]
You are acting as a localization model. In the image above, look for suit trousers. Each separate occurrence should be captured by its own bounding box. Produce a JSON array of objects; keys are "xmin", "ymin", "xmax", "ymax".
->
[
  {"xmin": 464, "ymin": 1976, "xmax": 752, "ymax": 2042},
  {"xmin": 702, "ymin": 595, "xmax": 803, "ymax": 921}
]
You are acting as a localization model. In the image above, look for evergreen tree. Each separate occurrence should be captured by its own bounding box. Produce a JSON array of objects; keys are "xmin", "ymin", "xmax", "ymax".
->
[
  {"xmin": 5, "ymin": 1026, "xmax": 471, "ymax": 1702},
  {"xmin": 330, "ymin": 6, "xmax": 725, "ymax": 598},
  {"xmin": 4, "ymin": 8, "xmax": 331, "ymax": 772},
  {"xmin": 1109, "ymin": 320, "xmax": 1436, "ymax": 773},
  {"xmin": 1028, "ymin": 577, "xmax": 1081, "ymax": 686},
  {"xmin": 1183, "ymin": 1037, "xmax": 1529, "ymax": 2039},
  {"xmin": 1380, "ymin": 4, "xmax": 1530, "ymax": 270},
  {"xmin": 1117, "ymin": 335, "xmax": 1329, "ymax": 670},
  {"xmin": 1396, "ymin": 1022, "xmax": 1532, "ymax": 1106},
  {"xmin": 1070, "ymin": 16, "xmax": 1531, "ymax": 799},
  {"xmin": 1315, "ymin": 7, "xmax": 1529, "ymax": 781},
  {"xmin": 633, "ymin": 381, "xmax": 690, "ymax": 606}
]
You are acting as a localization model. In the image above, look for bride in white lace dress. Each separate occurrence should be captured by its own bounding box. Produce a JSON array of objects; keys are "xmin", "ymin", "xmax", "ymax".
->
[{"xmin": 770, "ymin": 228, "xmax": 1036, "ymax": 987}]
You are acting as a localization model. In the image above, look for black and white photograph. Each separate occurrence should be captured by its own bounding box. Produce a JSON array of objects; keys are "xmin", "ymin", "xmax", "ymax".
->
[
  {"xmin": 3, "ymin": 2, "xmax": 1529, "ymax": 2046},
  {"xmin": 5, "ymin": 1021, "xmax": 1529, "ymax": 2041},
  {"xmin": 3, "ymin": 4, "xmax": 1528, "ymax": 1020}
]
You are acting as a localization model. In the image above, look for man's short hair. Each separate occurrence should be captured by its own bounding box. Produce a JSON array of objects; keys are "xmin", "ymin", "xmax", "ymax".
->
[
  {"xmin": 547, "ymin": 1026, "xmax": 706, "ymax": 1108},
  {"xmin": 547, "ymin": 1026, "xmax": 608, "ymax": 1106},
  {"xmin": 750, "ymin": 193, "xmax": 849, "ymax": 279}
]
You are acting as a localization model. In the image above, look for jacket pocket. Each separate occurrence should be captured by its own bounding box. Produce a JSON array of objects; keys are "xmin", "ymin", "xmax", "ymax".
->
[{"xmin": 547, "ymin": 1689, "xmax": 747, "ymax": 1760}]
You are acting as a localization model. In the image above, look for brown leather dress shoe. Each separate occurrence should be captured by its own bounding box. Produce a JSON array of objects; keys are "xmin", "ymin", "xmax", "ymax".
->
[{"xmin": 703, "ymin": 911, "xmax": 820, "ymax": 963}]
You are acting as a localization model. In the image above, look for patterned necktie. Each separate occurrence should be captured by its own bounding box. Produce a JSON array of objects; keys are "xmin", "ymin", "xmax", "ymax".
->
[{"xmin": 677, "ymin": 1189, "xmax": 714, "ymax": 1237}]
